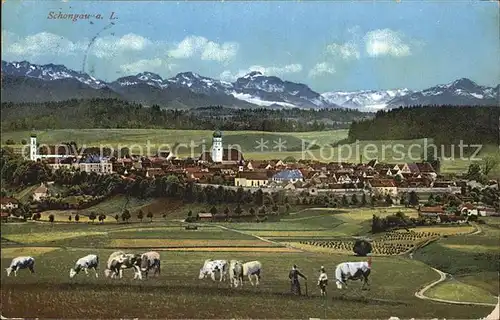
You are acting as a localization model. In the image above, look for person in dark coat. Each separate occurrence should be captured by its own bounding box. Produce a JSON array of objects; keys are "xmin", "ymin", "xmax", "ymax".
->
[{"xmin": 289, "ymin": 264, "xmax": 307, "ymax": 295}]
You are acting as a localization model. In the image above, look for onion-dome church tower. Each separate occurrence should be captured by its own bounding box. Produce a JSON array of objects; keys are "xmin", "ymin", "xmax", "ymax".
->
[{"xmin": 211, "ymin": 130, "xmax": 223, "ymax": 163}]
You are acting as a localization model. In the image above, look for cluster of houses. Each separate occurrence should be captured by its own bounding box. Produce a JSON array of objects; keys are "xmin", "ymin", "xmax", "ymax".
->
[{"xmin": 19, "ymin": 132, "xmax": 497, "ymax": 198}]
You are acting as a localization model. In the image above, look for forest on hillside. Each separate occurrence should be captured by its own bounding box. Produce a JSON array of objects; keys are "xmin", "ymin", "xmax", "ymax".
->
[
  {"xmin": 0, "ymin": 99, "xmax": 370, "ymax": 132},
  {"xmin": 348, "ymin": 106, "xmax": 499, "ymax": 146}
]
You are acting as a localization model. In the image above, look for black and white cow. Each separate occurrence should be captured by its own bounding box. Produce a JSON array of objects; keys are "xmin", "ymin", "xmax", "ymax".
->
[
  {"xmin": 140, "ymin": 251, "xmax": 161, "ymax": 278},
  {"xmin": 334, "ymin": 257, "xmax": 372, "ymax": 290},
  {"xmin": 105, "ymin": 251, "xmax": 142, "ymax": 280},
  {"xmin": 199, "ymin": 259, "xmax": 228, "ymax": 282},
  {"xmin": 69, "ymin": 254, "xmax": 99, "ymax": 278},
  {"xmin": 5, "ymin": 256, "xmax": 35, "ymax": 277}
]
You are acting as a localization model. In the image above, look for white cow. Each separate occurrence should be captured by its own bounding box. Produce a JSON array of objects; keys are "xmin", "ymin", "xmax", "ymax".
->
[
  {"xmin": 199, "ymin": 259, "xmax": 228, "ymax": 282},
  {"xmin": 334, "ymin": 257, "xmax": 372, "ymax": 290},
  {"xmin": 70, "ymin": 254, "xmax": 99, "ymax": 278},
  {"xmin": 233, "ymin": 260, "xmax": 262, "ymax": 287},
  {"xmin": 229, "ymin": 260, "xmax": 243, "ymax": 288},
  {"xmin": 5, "ymin": 256, "xmax": 35, "ymax": 277},
  {"xmin": 140, "ymin": 251, "xmax": 161, "ymax": 278},
  {"xmin": 104, "ymin": 251, "xmax": 142, "ymax": 280}
]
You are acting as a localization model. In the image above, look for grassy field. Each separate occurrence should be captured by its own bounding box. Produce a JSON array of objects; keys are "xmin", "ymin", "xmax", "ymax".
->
[
  {"xmin": 425, "ymin": 279, "xmax": 498, "ymax": 304},
  {"xmin": 414, "ymin": 218, "xmax": 500, "ymax": 297},
  {"xmin": 1, "ymin": 209, "xmax": 499, "ymax": 318},
  {"xmin": 3, "ymin": 129, "xmax": 498, "ymax": 174},
  {"xmin": 0, "ymin": 245, "xmax": 492, "ymax": 319}
]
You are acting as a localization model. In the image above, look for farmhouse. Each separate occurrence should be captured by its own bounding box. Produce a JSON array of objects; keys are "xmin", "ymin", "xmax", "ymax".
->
[
  {"xmin": 0, "ymin": 197, "xmax": 19, "ymax": 211},
  {"xmin": 369, "ymin": 179, "xmax": 398, "ymax": 197},
  {"xmin": 418, "ymin": 206, "xmax": 445, "ymax": 217},
  {"xmin": 32, "ymin": 183, "xmax": 48, "ymax": 201},
  {"xmin": 196, "ymin": 212, "xmax": 213, "ymax": 221},
  {"xmin": 234, "ymin": 171, "xmax": 269, "ymax": 187}
]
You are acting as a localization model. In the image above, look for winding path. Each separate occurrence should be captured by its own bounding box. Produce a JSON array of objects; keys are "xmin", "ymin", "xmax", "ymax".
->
[{"xmin": 413, "ymin": 222, "xmax": 497, "ymax": 307}]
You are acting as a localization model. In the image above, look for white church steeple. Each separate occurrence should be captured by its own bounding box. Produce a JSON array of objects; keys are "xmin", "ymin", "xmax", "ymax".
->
[
  {"xmin": 211, "ymin": 130, "xmax": 223, "ymax": 163},
  {"xmin": 29, "ymin": 134, "xmax": 38, "ymax": 161}
]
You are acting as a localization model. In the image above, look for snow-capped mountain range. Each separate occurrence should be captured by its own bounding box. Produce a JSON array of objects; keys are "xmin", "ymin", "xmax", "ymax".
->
[
  {"xmin": 1, "ymin": 60, "xmax": 498, "ymax": 110},
  {"xmin": 321, "ymin": 88, "xmax": 412, "ymax": 111}
]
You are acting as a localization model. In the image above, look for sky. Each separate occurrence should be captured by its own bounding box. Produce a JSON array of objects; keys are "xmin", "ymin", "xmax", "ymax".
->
[{"xmin": 1, "ymin": 0, "xmax": 499, "ymax": 93}]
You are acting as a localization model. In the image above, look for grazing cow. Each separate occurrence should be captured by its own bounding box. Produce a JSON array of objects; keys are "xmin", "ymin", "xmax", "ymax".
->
[
  {"xmin": 105, "ymin": 251, "xmax": 142, "ymax": 280},
  {"xmin": 199, "ymin": 259, "xmax": 228, "ymax": 282},
  {"xmin": 229, "ymin": 260, "xmax": 243, "ymax": 288},
  {"xmin": 70, "ymin": 254, "xmax": 99, "ymax": 278},
  {"xmin": 234, "ymin": 260, "xmax": 262, "ymax": 287},
  {"xmin": 334, "ymin": 257, "xmax": 372, "ymax": 290},
  {"xmin": 5, "ymin": 256, "xmax": 35, "ymax": 277},
  {"xmin": 140, "ymin": 251, "xmax": 161, "ymax": 278}
]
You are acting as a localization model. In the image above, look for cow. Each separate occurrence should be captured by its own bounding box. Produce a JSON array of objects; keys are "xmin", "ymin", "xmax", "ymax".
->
[
  {"xmin": 105, "ymin": 251, "xmax": 142, "ymax": 280},
  {"xmin": 198, "ymin": 259, "xmax": 228, "ymax": 282},
  {"xmin": 233, "ymin": 260, "xmax": 262, "ymax": 287},
  {"xmin": 140, "ymin": 251, "xmax": 161, "ymax": 278},
  {"xmin": 5, "ymin": 256, "xmax": 35, "ymax": 277},
  {"xmin": 334, "ymin": 256, "xmax": 372, "ymax": 290},
  {"xmin": 70, "ymin": 254, "xmax": 99, "ymax": 278},
  {"xmin": 229, "ymin": 260, "xmax": 243, "ymax": 288}
]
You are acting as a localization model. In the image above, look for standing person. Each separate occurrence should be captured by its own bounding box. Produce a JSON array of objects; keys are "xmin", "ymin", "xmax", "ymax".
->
[
  {"xmin": 289, "ymin": 264, "xmax": 307, "ymax": 295},
  {"xmin": 317, "ymin": 266, "xmax": 328, "ymax": 296}
]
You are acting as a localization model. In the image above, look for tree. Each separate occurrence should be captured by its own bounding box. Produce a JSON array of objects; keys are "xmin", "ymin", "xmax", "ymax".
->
[
  {"xmin": 341, "ymin": 195, "xmax": 349, "ymax": 206},
  {"xmin": 210, "ymin": 206, "xmax": 217, "ymax": 215},
  {"xmin": 98, "ymin": 214, "xmax": 106, "ymax": 224},
  {"xmin": 48, "ymin": 214, "xmax": 55, "ymax": 223},
  {"xmin": 147, "ymin": 211, "xmax": 153, "ymax": 222},
  {"xmin": 88, "ymin": 212, "xmax": 97, "ymax": 223},
  {"xmin": 122, "ymin": 209, "xmax": 131, "ymax": 223},
  {"xmin": 272, "ymin": 204, "xmax": 279, "ymax": 213},
  {"xmin": 361, "ymin": 193, "xmax": 367, "ymax": 206},
  {"xmin": 137, "ymin": 210, "xmax": 144, "ymax": 222},
  {"xmin": 351, "ymin": 194, "xmax": 359, "ymax": 206},
  {"xmin": 385, "ymin": 194, "xmax": 393, "ymax": 206},
  {"xmin": 234, "ymin": 204, "xmax": 242, "ymax": 216},
  {"xmin": 68, "ymin": 215, "xmax": 72, "ymax": 222},
  {"xmin": 481, "ymin": 156, "xmax": 500, "ymax": 176},
  {"xmin": 75, "ymin": 214, "xmax": 80, "ymax": 222},
  {"xmin": 466, "ymin": 163, "xmax": 483, "ymax": 181},
  {"xmin": 114, "ymin": 214, "xmax": 119, "ymax": 223},
  {"xmin": 353, "ymin": 239, "xmax": 372, "ymax": 256},
  {"xmin": 408, "ymin": 191, "xmax": 419, "ymax": 206}
]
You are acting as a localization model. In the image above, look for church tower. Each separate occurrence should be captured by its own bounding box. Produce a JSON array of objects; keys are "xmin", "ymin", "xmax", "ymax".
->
[
  {"xmin": 29, "ymin": 134, "xmax": 38, "ymax": 161},
  {"xmin": 211, "ymin": 130, "xmax": 223, "ymax": 163}
]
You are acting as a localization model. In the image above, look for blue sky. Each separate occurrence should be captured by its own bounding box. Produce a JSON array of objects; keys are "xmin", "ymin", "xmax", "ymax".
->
[{"xmin": 2, "ymin": 1, "xmax": 499, "ymax": 92}]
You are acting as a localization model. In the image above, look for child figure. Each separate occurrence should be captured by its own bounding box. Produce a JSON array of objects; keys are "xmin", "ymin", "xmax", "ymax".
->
[{"xmin": 317, "ymin": 266, "xmax": 328, "ymax": 296}]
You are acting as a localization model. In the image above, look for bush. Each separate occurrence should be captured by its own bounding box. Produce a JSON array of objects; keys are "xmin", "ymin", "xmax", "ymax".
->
[{"xmin": 353, "ymin": 239, "xmax": 372, "ymax": 256}]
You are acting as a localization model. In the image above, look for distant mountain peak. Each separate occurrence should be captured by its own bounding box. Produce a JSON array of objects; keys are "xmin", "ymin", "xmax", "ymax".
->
[
  {"xmin": 243, "ymin": 71, "xmax": 263, "ymax": 79},
  {"xmin": 449, "ymin": 77, "xmax": 477, "ymax": 89}
]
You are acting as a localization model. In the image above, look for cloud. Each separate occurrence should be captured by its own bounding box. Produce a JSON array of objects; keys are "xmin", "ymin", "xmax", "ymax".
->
[
  {"xmin": 92, "ymin": 33, "xmax": 153, "ymax": 58},
  {"xmin": 120, "ymin": 58, "xmax": 176, "ymax": 75},
  {"xmin": 308, "ymin": 62, "xmax": 336, "ymax": 78},
  {"xmin": 220, "ymin": 63, "xmax": 303, "ymax": 81},
  {"xmin": 364, "ymin": 29, "xmax": 411, "ymax": 57},
  {"xmin": 2, "ymin": 31, "xmax": 85, "ymax": 58},
  {"xmin": 326, "ymin": 42, "xmax": 360, "ymax": 60},
  {"xmin": 169, "ymin": 35, "xmax": 239, "ymax": 62}
]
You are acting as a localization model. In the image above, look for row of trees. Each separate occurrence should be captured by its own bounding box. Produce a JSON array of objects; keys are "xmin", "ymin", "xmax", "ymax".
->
[{"xmin": 1, "ymin": 98, "xmax": 369, "ymax": 132}]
